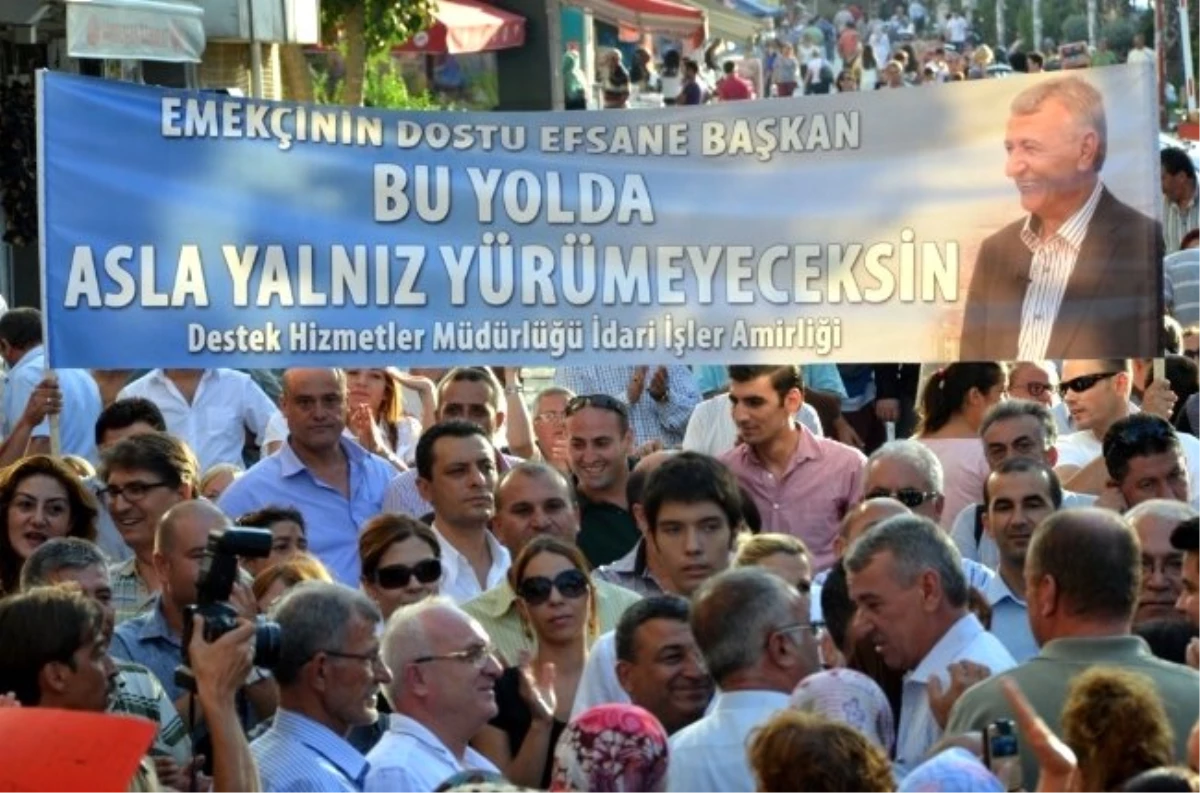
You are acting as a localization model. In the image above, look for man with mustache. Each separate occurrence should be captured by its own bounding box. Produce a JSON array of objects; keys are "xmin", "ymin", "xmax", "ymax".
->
[{"xmin": 960, "ymin": 76, "xmax": 1163, "ymax": 360}]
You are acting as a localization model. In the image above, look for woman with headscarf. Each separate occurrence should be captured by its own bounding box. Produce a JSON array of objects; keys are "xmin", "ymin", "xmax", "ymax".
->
[
  {"xmin": 563, "ymin": 50, "xmax": 589, "ymax": 110},
  {"xmin": 549, "ymin": 704, "xmax": 670, "ymax": 792},
  {"xmin": 789, "ymin": 667, "xmax": 896, "ymax": 754}
]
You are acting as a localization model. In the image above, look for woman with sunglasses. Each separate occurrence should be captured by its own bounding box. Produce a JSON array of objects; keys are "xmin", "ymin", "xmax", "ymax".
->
[
  {"xmin": 473, "ymin": 536, "xmax": 597, "ymax": 789},
  {"xmin": 0, "ymin": 455, "xmax": 99, "ymax": 596},
  {"xmin": 359, "ymin": 514, "xmax": 442, "ymax": 620},
  {"xmin": 913, "ymin": 363, "xmax": 1007, "ymax": 529}
]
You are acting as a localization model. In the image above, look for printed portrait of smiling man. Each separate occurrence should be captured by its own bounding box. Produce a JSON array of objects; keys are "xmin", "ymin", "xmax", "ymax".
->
[{"xmin": 960, "ymin": 75, "xmax": 1163, "ymax": 362}]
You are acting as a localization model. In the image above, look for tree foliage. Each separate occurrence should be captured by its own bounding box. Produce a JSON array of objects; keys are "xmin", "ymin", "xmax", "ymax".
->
[{"xmin": 320, "ymin": 0, "xmax": 438, "ymax": 106}]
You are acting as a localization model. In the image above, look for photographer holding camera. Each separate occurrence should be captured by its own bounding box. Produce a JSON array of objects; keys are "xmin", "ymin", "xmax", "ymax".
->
[{"xmin": 112, "ymin": 501, "xmax": 278, "ymax": 754}]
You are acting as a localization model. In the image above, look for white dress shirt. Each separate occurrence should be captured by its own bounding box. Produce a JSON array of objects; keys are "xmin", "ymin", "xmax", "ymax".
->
[
  {"xmin": 119, "ymin": 368, "xmax": 278, "ymax": 471},
  {"xmin": 1057, "ymin": 419, "xmax": 1200, "ymax": 498},
  {"xmin": 363, "ymin": 713, "xmax": 499, "ymax": 793},
  {"xmin": 682, "ymin": 393, "xmax": 823, "ymax": 456},
  {"xmin": 895, "ymin": 613, "xmax": 1016, "ymax": 778},
  {"xmin": 666, "ymin": 690, "xmax": 791, "ymax": 793},
  {"xmin": 570, "ymin": 631, "xmax": 629, "ymax": 719},
  {"xmin": 432, "ymin": 523, "xmax": 511, "ymax": 604},
  {"xmin": 949, "ymin": 491, "xmax": 1097, "ymax": 569},
  {"xmin": 1016, "ymin": 182, "xmax": 1104, "ymax": 360},
  {"xmin": 983, "ymin": 574, "xmax": 1039, "ymax": 663}
]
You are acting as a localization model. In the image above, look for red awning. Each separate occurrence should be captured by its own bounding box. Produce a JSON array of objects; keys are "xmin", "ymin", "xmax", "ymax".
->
[
  {"xmin": 567, "ymin": 0, "xmax": 706, "ymax": 43},
  {"xmin": 394, "ymin": 0, "xmax": 526, "ymax": 54}
]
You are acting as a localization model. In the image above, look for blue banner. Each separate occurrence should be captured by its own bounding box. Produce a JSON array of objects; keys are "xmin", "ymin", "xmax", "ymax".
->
[{"xmin": 39, "ymin": 67, "xmax": 1162, "ymax": 368}]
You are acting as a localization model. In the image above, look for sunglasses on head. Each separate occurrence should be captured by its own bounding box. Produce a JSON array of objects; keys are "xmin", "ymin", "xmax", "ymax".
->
[
  {"xmin": 565, "ymin": 394, "xmax": 629, "ymax": 420},
  {"xmin": 865, "ymin": 488, "xmax": 939, "ymax": 508},
  {"xmin": 375, "ymin": 559, "xmax": 442, "ymax": 589},
  {"xmin": 517, "ymin": 569, "xmax": 589, "ymax": 606},
  {"xmin": 1058, "ymin": 371, "xmax": 1120, "ymax": 396}
]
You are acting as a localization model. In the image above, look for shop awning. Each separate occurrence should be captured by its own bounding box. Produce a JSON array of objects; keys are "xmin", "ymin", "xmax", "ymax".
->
[
  {"xmin": 728, "ymin": 0, "xmax": 782, "ymax": 17},
  {"xmin": 685, "ymin": 0, "xmax": 767, "ymax": 41},
  {"xmin": 394, "ymin": 0, "xmax": 526, "ymax": 54},
  {"xmin": 64, "ymin": 0, "xmax": 205, "ymax": 62},
  {"xmin": 567, "ymin": 0, "xmax": 706, "ymax": 43}
]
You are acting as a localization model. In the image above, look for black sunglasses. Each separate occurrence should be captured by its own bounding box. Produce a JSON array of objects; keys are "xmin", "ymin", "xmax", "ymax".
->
[
  {"xmin": 865, "ymin": 488, "xmax": 940, "ymax": 509},
  {"xmin": 565, "ymin": 394, "xmax": 630, "ymax": 420},
  {"xmin": 1058, "ymin": 371, "xmax": 1121, "ymax": 397},
  {"xmin": 375, "ymin": 559, "xmax": 442, "ymax": 589},
  {"xmin": 517, "ymin": 569, "xmax": 589, "ymax": 606}
]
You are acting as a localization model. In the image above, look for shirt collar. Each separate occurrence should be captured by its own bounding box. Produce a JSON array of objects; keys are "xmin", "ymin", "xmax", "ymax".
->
[
  {"xmin": 12, "ymin": 345, "xmax": 44, "ymax": 369},
  {"xmin": 711, "ymin": 690, "xmax": 792, "ymax": 712},
  {"xmin": 741, "ymin": 423, "xmax": 821, "ymax": 472},
  {"xmin": 278, "ymin": 436, "xmax": 366, "ymax": 478},
  {"xmin": 431, "ymin": 524, "xmax": 511, "ymax": 578},
  {"xmin": 1038, "ymin": 634, "xmax": 1150, "ymax": 662},
  {"xmin": 983, "ymin": 573, "xmax": 1026, "ymax": 608},
  {"xmin": 909, "ymin": 613, "xmax": 985, "ymax": 683},
  {"xmin": 112, "ymin": 556, "xmax": 140, "ymax": 579},
  {"xmin": 137, "ymin": 595, "xmax": 180, "ymax": 645},
  {"xmin": 472, "ymin": 579, "xmax": 518, "ymax": 619},
  {"xmin": 273, "ymin": 708, "xmax": 369, "ymax": 787},
  {"xmin": 388, "ymin": 713, "xmax": 465, "ymax": 764},
  {"xmin": 608, "ymin": 541, "xmax": 647, "ymax": 575},
  {"xmin": 1020, "ymin": 180, "xmax": 1104, "ymax": 252}
]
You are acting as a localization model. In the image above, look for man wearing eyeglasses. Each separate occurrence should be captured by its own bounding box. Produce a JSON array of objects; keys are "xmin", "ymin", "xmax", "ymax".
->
[
  {"xmin": 1006, "ymin": 362, "xmax": 1072, "ymax": 434},
  {"xmin": 950, "ymin": 400, "xmax": 1096, "ymax": 569},
  {"xmin": 1055, "ymin": 360, "xmax": 1200, "ymax": 500},
  {"xmin": 666, "ymin": 568, "xmax": 819, "ymax": 792},
  {"xmin": 101, "ymin": 432, "xmax": 199, "ymax": 623},
  {"xmin": 1126, "ymin": 500, "xmax": 1198, "ymax": 626},
  {"xmin": 365, "ymin": 597, "xmax": 503, "ymax": 792},
  {"xmin": 251, "ymin": 582, "xmax": 391, "ymax": 792}
]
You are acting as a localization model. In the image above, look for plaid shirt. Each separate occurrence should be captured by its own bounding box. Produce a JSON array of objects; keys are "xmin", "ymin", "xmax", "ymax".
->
[
  {"xmin": 553, "ymin": 366, "xmax": 701, "ymax": 447},
  {"xmin": 111, "ymin": 661, "xmax": 192, "ymax": 764},
  {"xmin": 110, "ymin": 557, "xmax": 154, "ymax": 625}
]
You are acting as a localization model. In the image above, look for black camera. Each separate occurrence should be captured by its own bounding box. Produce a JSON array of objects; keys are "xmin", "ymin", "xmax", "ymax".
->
[{"xmin": 176, "ymin": 528, "xmax": 282, "ymax": 692}]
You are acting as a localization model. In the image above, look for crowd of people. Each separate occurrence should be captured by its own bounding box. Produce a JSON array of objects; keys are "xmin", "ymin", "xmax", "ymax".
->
[
  {"xmin": 0, "ymin": 289, "xmax": 1197, "ymax": 790},
  {"xmin": 586, "ymin": 0, "xmax": 1180, "ymax": 107}
]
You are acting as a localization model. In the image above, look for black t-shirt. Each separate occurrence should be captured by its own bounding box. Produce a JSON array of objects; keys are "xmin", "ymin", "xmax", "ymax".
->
[{"xmin": 488, "ymin": 667, "xmax": 568, "ymax": 790}]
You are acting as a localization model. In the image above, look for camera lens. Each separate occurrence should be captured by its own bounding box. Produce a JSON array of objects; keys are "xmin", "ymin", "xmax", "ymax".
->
[{"xmin": 253, "ymin": 617, "xmax": 282, "ymax": 669}]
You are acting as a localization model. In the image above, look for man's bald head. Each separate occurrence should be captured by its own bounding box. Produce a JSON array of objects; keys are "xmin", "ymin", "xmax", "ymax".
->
[
  {"xmin": 282, "ymin": 368, "xmax": 346, "ymax": 396},
  {"xmin": 627, "ymin": 450, "xmax": 679, "ymax": 508},
  {"xmin": 155, "ymin": 499, "xmax": 230, "ymax": 554},
  {"xmin": 1028, "ymin": 507, "xmax": 1140, "ymax": 623},
  {"xmin": 838, "ymin": 498, "xmax": 911, "ymax": 553}
]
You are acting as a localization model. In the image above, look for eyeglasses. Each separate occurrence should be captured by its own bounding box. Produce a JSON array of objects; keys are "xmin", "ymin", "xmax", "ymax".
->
[
  {"xmin": 865, "ymin": 488, "xmax": 940, "ymax": 508},
  {"xmin": 320, "ymin": 648, "xmax": 386, "ymax": 670},
  {"xmin": 98, "ymin": 481, "xmax": 172, "ymax": 503},
  {"xmin": 517, "ymin": 569, "xmax": 589, "ymax": 606},
  {"xmin": 1011, "ymin": 381, "xmax": 1052, "ymax": 397},
  {"xmin": 565, "ymin": 394, "xmax": 630, "ymax": 420},
  {"xmin": 413, "ymin": 643, "xmax": 495, "ymax": 669},
  {"xmin": 375, "ymin": 559, "xmax": 442, "ymax": 590},
  {"xmin": 1057, "ymin": 371, "xmax": 1121, "ymax": 396},
  {"xmin": 773, "ymin": 622, "xmax": 822, "ymax": 643},
  {"xmin": 533, "ymin": 411, "xmax": 565, "ymax": 425}
]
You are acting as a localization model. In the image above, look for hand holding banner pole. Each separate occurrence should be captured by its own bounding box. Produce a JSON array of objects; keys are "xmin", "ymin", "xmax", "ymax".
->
[{"xmin": 45, "ymin": 370, "xmax": 60, "ymax": 457}]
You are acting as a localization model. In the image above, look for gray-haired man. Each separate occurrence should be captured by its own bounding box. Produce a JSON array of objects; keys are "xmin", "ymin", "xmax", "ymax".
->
[{"xmin": 250, "ymin": 581, "xmax": 392, "ymax": 792}]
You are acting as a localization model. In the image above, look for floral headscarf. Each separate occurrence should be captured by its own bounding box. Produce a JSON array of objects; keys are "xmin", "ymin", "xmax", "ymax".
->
[
  {"xmin": 549, "ymin": 704, "xmax": 669, "ymax": 792},
  {"xmin": 790, "ymin": 667, "xmax": 896, "ymax": 752},
  {"xmin": 898, "ymin": 747, "xmax": 1006, "ymax": 792}
]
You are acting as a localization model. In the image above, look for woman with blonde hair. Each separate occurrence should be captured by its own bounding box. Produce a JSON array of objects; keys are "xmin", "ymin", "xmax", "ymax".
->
[
  {"xmin": 734, "ymin": 533, "xmax": 812, "ymax": 592},
  {"xmin": 346, "ymin": 368, "xmax": 433, "ymax": 469},
  {"xmin": 199, "ymin": 462, "xmax": 242, "ymax": 501},
  {"xmin": 474, "ymin": 536, "xmax": 597, "ymax": 788}
]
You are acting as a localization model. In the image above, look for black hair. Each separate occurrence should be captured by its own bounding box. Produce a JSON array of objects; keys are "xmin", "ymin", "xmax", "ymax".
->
[
  {"xmin": 1170, "ymin": 516, "xmax": 1198, "ymax": 553},
  {"xmin": 0, "ymin": 308, "xmax": 42, "ymax": 351},
  {"xmin": 1161, "ymin": 147, "xmax": 1197, "ymax": 182},
  {"xmin": 614, "ymin": 595, "xmax": 691, "ymax": 663},
  {"xmin": 820, "ymin": 562, "xmax": 855, "ymax": 653},
  {"xmin": 236, "ymin": 505, "xmax": 307, "ymax": 533},
  {"xmin": 983, "ymin": 457, "xmax": 1064, "ymax": 508},
  {"xmin": 642, "ymin": 452, "xmax": 742, "ymax": 535},
  {"xmin": 415, "ymin": 419, "xmax": 491, "ymax": 482},
  {"xmin": 94, "ymin": 397, "xmax": 168, "ymax": 447},
  {"xmin": 1102, "ymin": 414, "xmax": 1182, "ymax": 484},
  {"xmin": 1133, "ymin": 618, "xmax": 1198, "ymax": 665}
]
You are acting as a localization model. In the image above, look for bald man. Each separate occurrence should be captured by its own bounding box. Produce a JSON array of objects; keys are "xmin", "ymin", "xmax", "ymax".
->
[
  {"xmin": 218, "ymin": 368, "xmax": 395, "ymax": 585},
  {"xmin": 1126, "ymin": 500, "xmax": 1200, "ymax": 624},
  {"xmin": 112, "ymin": 500, "xmax": 277, "ymax": 731}
]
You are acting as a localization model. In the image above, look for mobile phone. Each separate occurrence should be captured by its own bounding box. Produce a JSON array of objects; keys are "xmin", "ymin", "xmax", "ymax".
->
[{"xmin": 984, "ymin": 719, "xmax": 1022, "ymax": 792}]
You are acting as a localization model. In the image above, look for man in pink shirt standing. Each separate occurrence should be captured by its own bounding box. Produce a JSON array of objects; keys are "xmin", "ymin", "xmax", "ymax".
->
[
  {"xmin": 719, "ymin": 365, "xmax": 866, "ymax": 570},
  {"xmin": 715, "ymin": 61, "xmax": 755, "ymax": 101}
]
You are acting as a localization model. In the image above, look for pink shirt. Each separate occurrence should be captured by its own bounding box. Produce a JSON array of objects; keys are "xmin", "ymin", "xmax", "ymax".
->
[
  {"xmin": 721, "ymin": 425, "xmax": 866, "ymax": 571},
  {"xmin": 716, "ymin": 75, "xmax": 755, "ymax": 101},
  {"xmin": 916, "ymin": 437, "xmax": 991, "ymax": 531}
]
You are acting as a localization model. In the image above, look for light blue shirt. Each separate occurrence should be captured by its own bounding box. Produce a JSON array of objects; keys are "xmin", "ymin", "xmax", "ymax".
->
[
  {"xmin": 2, "ymin": 345, "xmax": 101, "ymax": 462},
  {"xmin": 984, "ymin": 574, "xmax": 1038, "ymax": 663},
  {"xmin": 667, "ymin": 690, "xmax": 791, "ymax": 793},
  {"xmin": 252, "ymin": 708, "xmax": 370, "ymax": 792},
  {"xmin": 218, "ymin": 437, "xmax": 394, "ymax": 585},
  {"xmin": 895, "ymin": 614, "xmax": 1016, "ymax": 778},
  {"xmin": 801, "ymin": 364, "xmax": 847, "ymax": 399}
]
